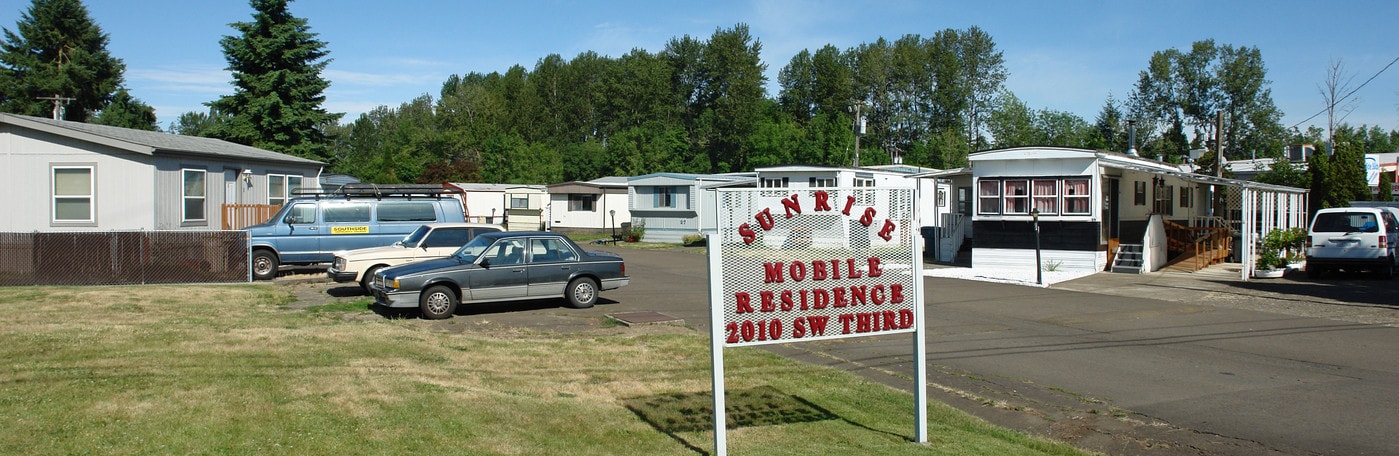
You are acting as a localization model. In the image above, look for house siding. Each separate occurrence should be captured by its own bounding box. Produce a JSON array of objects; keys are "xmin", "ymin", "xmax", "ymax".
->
[{"xmin": 1, "ymin": 125, "xmax": 156, "ymax": 231}]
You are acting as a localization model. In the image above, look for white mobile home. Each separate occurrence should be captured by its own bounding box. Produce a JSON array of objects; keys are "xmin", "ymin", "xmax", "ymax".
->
[
  {"xmin": 921, "ymin": 147, "xmax": 1307, "ymax": 280},
  {"xmin": 547, "ymin": 177, "xmax": 630, "ymax": 235},
  {"xmin": 627, "ymin": 172, "xmax": 754, "ymax": 243}
]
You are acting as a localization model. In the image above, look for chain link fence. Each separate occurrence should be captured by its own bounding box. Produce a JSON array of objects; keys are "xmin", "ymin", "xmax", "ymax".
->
[{"xmin": 0, "ymin": 231, "xmax": 250, "ymax": 286}]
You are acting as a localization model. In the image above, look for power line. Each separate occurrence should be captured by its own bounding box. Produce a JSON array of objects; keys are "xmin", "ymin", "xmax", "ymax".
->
[{"xmin": 1289, "ymin": 55, "xmax": 1399, "ymax": 130}]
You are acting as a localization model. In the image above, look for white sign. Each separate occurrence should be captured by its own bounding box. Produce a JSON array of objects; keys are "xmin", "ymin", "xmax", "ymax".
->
[{"xmin": 707, "ymin": 187, "xmax": 927, "ymax": 454}]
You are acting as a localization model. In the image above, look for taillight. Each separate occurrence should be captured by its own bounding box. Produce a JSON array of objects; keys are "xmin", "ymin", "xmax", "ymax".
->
[{"xmin": 620, "ymin": 263, "xmax": 626, "ymax": 276}]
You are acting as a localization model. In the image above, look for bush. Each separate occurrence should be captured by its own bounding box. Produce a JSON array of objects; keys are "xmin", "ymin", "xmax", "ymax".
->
[
  {"xmin": 682, "ymin": 234, "xmax": 706, "ymax": 247},
  {"xmin": 626, "ymin": 221, "xmax": 646, "ymax": 242}
]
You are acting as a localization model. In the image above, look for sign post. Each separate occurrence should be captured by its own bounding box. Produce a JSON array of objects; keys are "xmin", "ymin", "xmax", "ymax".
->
[{"xmin": 707, "ymin": 187, "xmax": 926, "ymax": 454}]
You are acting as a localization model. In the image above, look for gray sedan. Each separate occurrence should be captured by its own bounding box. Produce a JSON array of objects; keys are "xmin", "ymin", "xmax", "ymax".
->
[{"xmin": 369, "ymin": 231, "xmax": 630, "ymax": 319}]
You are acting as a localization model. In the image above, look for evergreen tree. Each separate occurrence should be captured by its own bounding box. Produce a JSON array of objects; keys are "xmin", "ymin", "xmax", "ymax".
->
[
  {"xmin": 93, "ymin": 87, "xmax": 157, "ymax": 130},
  {"xmin": 0, "ymin": 0, "xmax": 124, "ymax": 122},
  {"xmin": 210, "ymin": 0, "xmax": 340, "ymax": 161}
]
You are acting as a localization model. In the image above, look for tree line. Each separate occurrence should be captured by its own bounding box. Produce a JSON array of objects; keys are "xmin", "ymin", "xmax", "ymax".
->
[{"xmin": 3, "ymin": 0, "xmax": 1397, "ymax": 206}]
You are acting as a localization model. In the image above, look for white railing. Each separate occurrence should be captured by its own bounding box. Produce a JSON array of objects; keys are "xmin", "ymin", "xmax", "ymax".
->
[{"xmin": 937, "ymin": 213, "xmax": 969, "ymax": 263}]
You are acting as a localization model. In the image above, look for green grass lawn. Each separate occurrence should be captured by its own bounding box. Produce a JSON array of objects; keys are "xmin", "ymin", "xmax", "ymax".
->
[{"xmin": 0, "ymin": 285, "xmax": 1091, "ymax": 455}]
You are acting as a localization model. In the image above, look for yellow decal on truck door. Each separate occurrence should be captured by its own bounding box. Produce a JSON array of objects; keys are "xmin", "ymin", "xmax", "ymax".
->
[{"xmin": 330, "ymin": 226, "xmax": 370, "ymax": 234}]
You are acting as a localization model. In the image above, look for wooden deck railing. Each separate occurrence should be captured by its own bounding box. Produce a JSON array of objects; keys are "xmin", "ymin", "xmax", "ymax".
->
[
  {"xmin": 1164, "ymin": 219, "xmax": 1232, "ymax": 272},
  {"xmin": 222, "ymin": 204, "xmax": 281, "ymax": 230}
]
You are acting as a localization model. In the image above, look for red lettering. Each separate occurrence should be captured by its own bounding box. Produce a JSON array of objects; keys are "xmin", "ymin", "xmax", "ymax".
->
[
  {"xmin": 759, "ymin": 291, "xmax": 776, "ymax": 312},
  {"xmin": 848, "ymin": 285, "xmax": 867, "ymax": 306},
  {"xmin": 899, "ymin": 309, "xmax": 914, "ymax": 328},
  {"xmin": 814, "ymin": 191, "xmax": 832, "ymax": 211},
  {"xmin": 828, "ymin": 259, "xmax": 842, "ymax": 279},
  {"xmin": 798, "ymin": 289, "xmax": 810, "ymax": 310},
  {"xmin": 725, "ymin": 322, "xmax": 739, "ymax": 343},
  {"xmin": 788, "ymin": 261, "xmax": 807, "ymax": 281},
  {"xmin": 867, "ymin": 257, "xmax": 883, "ymax": 277},
  {"xmin": 878, "ymin": 219, "xmax": 896, "ymax": 241},
  {"xmin": 734, "ymin": 292, "xmax": 754, "ymax": 314},
  {"xmin": 842, "ymin": 195, "xmax": 856, "ymax": 215},
  {"xmin": 780, "ymin": 290, "xmax": 794, "ymax": 311},
  {"xmin": 738, "ymin": 223, "xmax": 756, "ymax": 245},
  {"xmin": 838, "ymin": 314, "xmax": 854, "ymax": 334},
  {"xmin": 764, "ymin": 262, "xmax": 784, "ymax": 283},
  {"xmin": 813, "ymin": 289, "xmax": 829, "ymax": 309},
  {"xmin": 881, "ymin": 310, "xmax": 899, "ymax": 330},
  {"xmin": 812, "ymin": 260, "xmax": 827, "ymax": 280},
  {"xmin": 845, "ymin": 258, "xmax": 863, "ymax": 278},
  {"xmin": 857, "ymin": 313, "xmax": 873, "ymax": 332},
  {"xmin": 756, "ymin": 208, "xmax": 775, "ymax": 230},
  {"xmin": 796, "ymin": 315, "xmax": 830, "ymax": 337},
  {"xmin": 793, "ymin": 317, "xmax": 807, "ymax": 338},
  {"xmin": 860, "ymin": 207, "xmax": 877, "ymax": 227},
  {"xmin": 832, "ymin": 287, "xmax": 847, "ymax": 307},
  {"xmin": 780, "ymin": 194, "xmax": 802, "ymax": 218},
  {"xmin": 871, "ymin": 285, "xmax": 885, "ymax": 305},
  {"xmin": 890, "ymin": 283, "xmax": 904, "ymax": 303}
]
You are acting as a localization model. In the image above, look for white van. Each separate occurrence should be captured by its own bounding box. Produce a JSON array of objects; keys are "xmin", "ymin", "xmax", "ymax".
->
[{"xmin": 1304, "ymin": 207, "xmax": 1399, "ymax": 279}]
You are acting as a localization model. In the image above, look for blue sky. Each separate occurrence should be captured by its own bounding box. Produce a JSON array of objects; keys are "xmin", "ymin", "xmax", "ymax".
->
[{"xmin": 5, "ymin": 0, "xmax": 1397, "ymax": 137}]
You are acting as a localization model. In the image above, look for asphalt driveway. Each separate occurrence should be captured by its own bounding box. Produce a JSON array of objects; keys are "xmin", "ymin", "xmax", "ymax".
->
[{"xmin": 282, "ymin": 246, "xmax": 1399, "ymax": 455}]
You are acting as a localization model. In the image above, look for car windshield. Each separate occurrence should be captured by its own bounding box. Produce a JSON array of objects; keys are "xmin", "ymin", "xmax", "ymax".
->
[
  {"xmin": 452, "ymin": 235, "xmax": 495, "ymax": 262},
  {"xmin": 397, "ymin": 225, "xmax": 432, "ymax": 247}
]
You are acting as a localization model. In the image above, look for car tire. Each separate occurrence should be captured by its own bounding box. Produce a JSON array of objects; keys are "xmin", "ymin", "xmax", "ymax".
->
[
  {"xmin": 252, "ymin": 250, "xmax": 280, "ymax": 281},
  {"xmin": 419, "ymin": 285, "xmax": 458, "ymax": 320},
  {"xmin": 1305, "ymin": 264, "xmax": 1322, "ymax": 279},
  {"xmin": 359, "ymin": 266, "xmax": 383, "ymax": 295},
  {"xmin": 1380, "ymin": 258, "xmax": 1396, "ymax": 279},
  {"xmin": 566, "ymin": 277, "xmax": 598, "ymax": 309}
]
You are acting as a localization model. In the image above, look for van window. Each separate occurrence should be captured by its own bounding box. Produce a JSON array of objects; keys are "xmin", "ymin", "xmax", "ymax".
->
[
  {"xmin": 323, "ymin": 203, "xmax": 372, "ymax": 223},
  {"xmin": 285, "ymin": 203, "xmax": 317, "ymax": 224},
  {"xmin": 1313, "ymin": 212, "xmax": 1379, "ymax": 233},
  {"xmin": 377, "ymin": 202, "xmax": 438, "ymax": 222}
]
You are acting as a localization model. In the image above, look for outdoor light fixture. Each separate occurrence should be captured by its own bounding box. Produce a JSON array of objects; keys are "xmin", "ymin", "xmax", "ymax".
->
[{"xmin": 241, "ymin": 169, "xmax": 253, "ymax": 184}]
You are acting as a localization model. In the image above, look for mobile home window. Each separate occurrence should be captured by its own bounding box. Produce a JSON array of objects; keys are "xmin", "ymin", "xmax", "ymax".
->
[
  {"xmin": 1134, "ymin": 181, "xmax": 1147, "ymax": 206},
  {"xmin": 655, "ymin": 186, "xmax": 676, "ymax": 208},
  {"xmin": 510, "ymin": 195, "xmax": 529, "ymax": 209},
  {"xmin": 809, "ymin": 177, "xmax": 835, "ymax": 188},
  {"xmin": 1179, "ymin": 186, "xmax": 1192, "ymax": 208},
  {"xmin": 183, "ymin": 169, "xmax": 207, "ymax": 222},
  {"xmin": 268, "ymin": 174, "xmax": 304, "ymax": 206},
  {"xmin": 760, "ymin": 177, "xmax": 788, "ymax": 188},
  {"xmin": 853, "ymin": 177, "xmax": 875, "ymax": 187},
  {"xmin": 1063, "ymin": 179, "xmax": 1090, "ymax": 214},
  {"xmin": 52, "ymin": 166, "xmax": 94, "ymax": 223},
  {"xmin": 1003, "ymin": 180, "xmax": 1029, "ymax": 214},
  {"xmin": 568, "ymin": 194, "xmax": 595, "ymax": 211},
  {"xmin": 977, "ymin": 180, "xmax": 1001, "ymax": 215},
  {"xmin": 1032, "ymin": 179, "xmax": 1058, "ymax": 214}
]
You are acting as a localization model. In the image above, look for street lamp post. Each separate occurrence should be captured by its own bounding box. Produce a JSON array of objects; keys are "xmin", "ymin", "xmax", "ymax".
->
[
  {"xmin": 1032, "ymin": 208, "xmax": 1042, "ymax": 285},
  {"xmin": 610, "ymin": 210, "xmax": 616, "ymax": 241}
]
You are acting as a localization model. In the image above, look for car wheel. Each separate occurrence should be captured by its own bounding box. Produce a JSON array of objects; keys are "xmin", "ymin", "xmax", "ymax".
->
[
  {"xmin": 252, "ymin": 250, "xmax": 279, "ymax": 281},
  {"xmin": 566, "ymin": 277, "xmax": 598, "ymax": 309},
  {"xmin": 1381, "ymin": 258, "xmax": 1396, "ymax": 279},
  {"xmin": 419, "ymin": 285, "xmax": 458, "ymax": 320},
  {"xmin": 359, "ymin": 266, "xmax": 383, "ymax": 295}
]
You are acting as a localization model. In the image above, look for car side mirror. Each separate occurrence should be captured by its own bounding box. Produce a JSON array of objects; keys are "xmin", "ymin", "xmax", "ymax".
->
[{"xmin": 478, "ymin": 258, "xmax": 491, "ymax": 268}]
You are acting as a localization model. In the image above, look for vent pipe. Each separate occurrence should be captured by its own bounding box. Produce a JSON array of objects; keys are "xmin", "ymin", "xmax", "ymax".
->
[{"xmin": 1126, "ymin": 119, "xmax": 1138, "ymax": 156}]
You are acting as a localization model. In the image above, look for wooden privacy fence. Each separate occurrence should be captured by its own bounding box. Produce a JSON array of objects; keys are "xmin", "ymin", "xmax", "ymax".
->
[{"xmin": 222, "ymin": 204, "xmax": 281, "ymax": 230}]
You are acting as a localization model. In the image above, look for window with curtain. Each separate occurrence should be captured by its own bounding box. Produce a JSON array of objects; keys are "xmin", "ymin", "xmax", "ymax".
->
[
  {"xmin": 1063, "ymin": 179, "xmax": 1090, "ymax": 214},
  {"xmin": 1032, "ymin": 179, "xmax": 1058, "ymax": 214},
  {"xmin": 269, "ymin": 174, "xmax": 286, "ymax": 206},
  {"xmin": 183, "ymin": 169, "xmax": 206, "ymax": 222},
  {"xmin": 1134, "ymin": 181, "xmax": 1147, "ymax": 206},
  {"xmin": 52, "ymin": 166, "xmax": 94, "ymax": 223},
  {"xmin": 1004, "ymin": 180, "xmax": 1029, "ymax": 214},
  {"xmin": 1179, "ymin": 186, "xmax": 1192, "ymax": 208},
  {"xmin": 977, "ymin": 180, "xmax": 1001, "ymax": 215}
]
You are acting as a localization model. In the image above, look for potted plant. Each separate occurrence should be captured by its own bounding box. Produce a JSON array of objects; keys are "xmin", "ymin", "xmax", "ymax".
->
[{"xmin": 1255, "ymin": 229, "xmax": 1292, "ymax": 278}]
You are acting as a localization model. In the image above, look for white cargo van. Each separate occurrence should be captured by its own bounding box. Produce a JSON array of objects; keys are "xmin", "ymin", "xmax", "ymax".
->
[{"xmin": 1304, "ymin": 207, "xmax": 1399, "ymax": 279}]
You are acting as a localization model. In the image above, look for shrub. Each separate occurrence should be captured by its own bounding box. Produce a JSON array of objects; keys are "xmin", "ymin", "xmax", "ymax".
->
[{"xmin": 682, "ymin": 234, "xmax": 706, "ymax": 247}]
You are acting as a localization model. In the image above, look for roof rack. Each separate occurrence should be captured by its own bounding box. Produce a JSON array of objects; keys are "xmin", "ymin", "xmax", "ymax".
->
[{"xmin": 291, "ymin": 183, "xmax": 463, "ymax": 200}]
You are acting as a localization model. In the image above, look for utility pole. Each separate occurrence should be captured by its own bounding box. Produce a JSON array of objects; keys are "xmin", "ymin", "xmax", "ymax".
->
[
  {"xmin": 851, "ymin": 101, "xmax": 865, "ymax": 167},
  {"xmin": 36, "ymin": 94, "xmax": 75, "ymax": 120}
]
